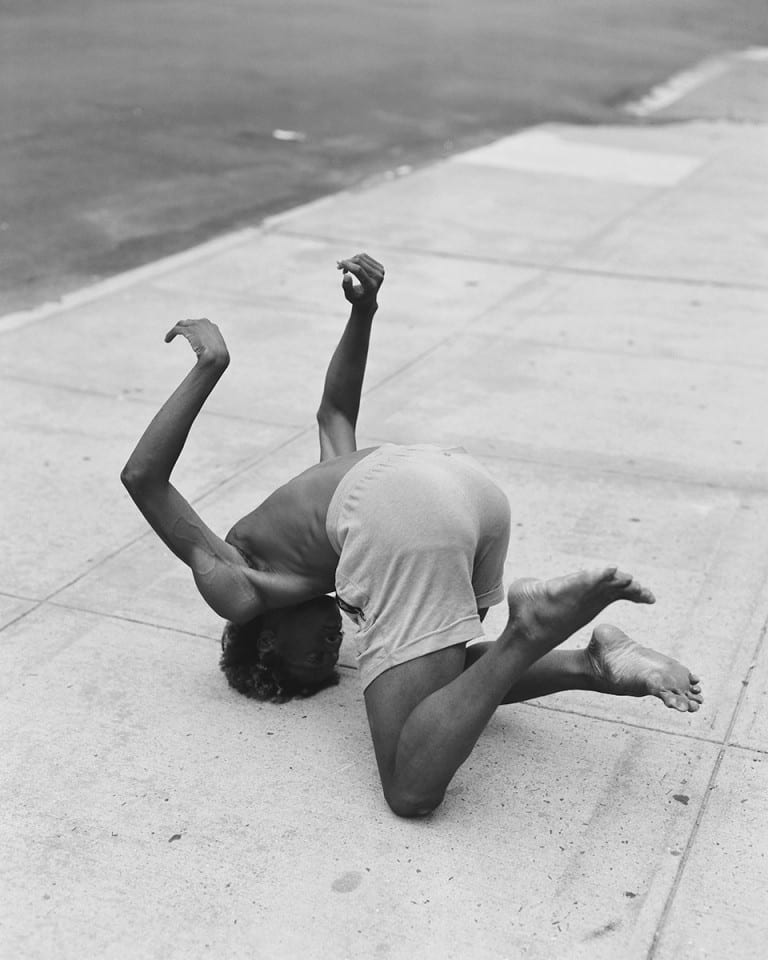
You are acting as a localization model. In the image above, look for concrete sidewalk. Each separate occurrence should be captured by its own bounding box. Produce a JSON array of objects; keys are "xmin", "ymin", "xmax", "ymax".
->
[{"xmin": 2, "ymin": 54, "xmax": 767, "ymax": 959}]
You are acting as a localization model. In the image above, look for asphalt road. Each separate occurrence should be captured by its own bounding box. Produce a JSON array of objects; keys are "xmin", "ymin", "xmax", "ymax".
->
[{"xmin": 2, "ymin": 0, "xmax": 766, "ymax": 312}]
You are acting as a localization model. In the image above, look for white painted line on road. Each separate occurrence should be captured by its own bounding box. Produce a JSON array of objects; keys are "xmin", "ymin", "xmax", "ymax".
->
[
  {"xmin": 451, "ymin": 129, "xmax": 702, "ymax": 186},
  {"xmin": 625, "ymin": 46, "xmax": 768, "ymax": 116}
]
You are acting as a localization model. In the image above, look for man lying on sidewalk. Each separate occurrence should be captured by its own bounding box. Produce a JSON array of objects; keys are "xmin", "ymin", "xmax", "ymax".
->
[{"xmin": 121, "ymin": 252, "xmax": 702, "ymax": 818}]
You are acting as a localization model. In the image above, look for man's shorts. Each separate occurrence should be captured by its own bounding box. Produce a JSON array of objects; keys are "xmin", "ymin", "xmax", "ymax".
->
[{"xmin": 325, "ymin": 444, "xmax": 511, "ymax": 689}]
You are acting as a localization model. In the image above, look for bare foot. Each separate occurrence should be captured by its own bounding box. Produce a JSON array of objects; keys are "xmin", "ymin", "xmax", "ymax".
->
[
  {"xmin": 586, "ymin": 623, "xmax": 703, "ymax": 712},
  {"xmin": 505, "ymin": 567, "xmax": 655, "ymax": 659}
]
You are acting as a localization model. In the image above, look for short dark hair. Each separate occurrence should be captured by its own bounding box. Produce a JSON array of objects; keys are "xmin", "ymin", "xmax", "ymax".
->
[{"xmin": 219, "ymin": 617, "xmax": 340, "ymax": 704}]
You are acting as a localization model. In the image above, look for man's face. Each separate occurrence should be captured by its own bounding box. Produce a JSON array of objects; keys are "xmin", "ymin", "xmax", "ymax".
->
[{"xmin": 271, "ymin": 596, "xmax": 343, "ymax": 685}]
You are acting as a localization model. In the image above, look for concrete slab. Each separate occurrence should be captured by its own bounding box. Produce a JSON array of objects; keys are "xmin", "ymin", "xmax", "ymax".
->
[
  {"xmin": 0, "ymin": 255, "xmax": 538, "ymax": 431},
  {"xmin": 270, "ymin": 161, "xmax": 653, "ymax": 266},
  {"xmin": 652, "ymin": 747, "xmax": 768, "ymax": 960},
  {"xmin": 0, "ymin": 376, "xmax": 293, "ymax": 598},
  {"xmin": 0, "ymin": 594, "xmax": 37, "ymax": 630},
  {"xmin": 49, "ymin": 533, "xmax": 227, "ymax": 637},
  {"xmin": 502, "ymin": 270, "xmax": 768, "ymax": 369},
  {"xmin": 352, "ymin": 331, "xmax": 768, "ymax": 489},
  {"xmin": 451, "ymin": 128, "xmax": 703, "ymax": 186},
  {"xmin": 1, "ymin": 605, "xmax": 718, "ymax": 960},
  {"xmin": 151, "ymin": 229, "xmax": 543, "ymax": 326},
  {"xmin": 728, "ymin": 586, "xmax": 768, "ymax": 751},
  {"xmin": 567, "ymin": 124, "xmax": 768, "ymax": 287},
  {"xmin": 0, "ymin": 283, "xmax": 331, "ymax": 429},
  {"xmin": 522, "ymin": 121, "xmax": 729, "ymax": 161}
]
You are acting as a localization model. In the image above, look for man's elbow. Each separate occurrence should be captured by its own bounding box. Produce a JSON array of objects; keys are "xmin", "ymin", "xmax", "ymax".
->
[
  {"xmin": 317, "ymin": 404, "xmax": 353, "ymax": 432},
  {"xmin": 316, "ymin": 402, "xmax": 336, "ymax": 426},
  {"xmin": 120, "ymin": 463, "xmax": 149, "ymax": 494}
]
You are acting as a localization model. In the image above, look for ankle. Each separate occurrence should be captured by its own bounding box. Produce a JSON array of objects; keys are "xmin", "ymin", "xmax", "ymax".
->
[
  {"xmin": 579, "ymin": 646, "xmax": 602, "ymax": 692},
  {"xmin": 500, "ymin": 611, "xmax": 536, "ymax": 649}
]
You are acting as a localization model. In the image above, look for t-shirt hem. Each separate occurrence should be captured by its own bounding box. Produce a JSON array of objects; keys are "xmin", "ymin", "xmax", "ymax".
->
[
  {"xmin": 358, "ymin": 615, "xmax": 484, "ymax": 690},
  {"xmin": 474, "ymin": 583, "xmax": 505, "ymax": 607}
]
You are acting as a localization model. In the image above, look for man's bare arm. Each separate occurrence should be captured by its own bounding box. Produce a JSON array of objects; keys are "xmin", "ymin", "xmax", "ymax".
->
[
  {"xmin": 122, "ymin": 318, "xmax": 229, "ymax": 490},
  {"xmin": 121, "ymin": 318, "xmax": 265, "ymax": 623},
  {"xmin": 316, "ymin": 252, "xmax": 385, "ymax": 460}
]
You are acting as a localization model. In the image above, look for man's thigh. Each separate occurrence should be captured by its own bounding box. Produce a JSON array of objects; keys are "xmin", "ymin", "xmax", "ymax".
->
[{"xmin": 363, "ymin": 643, "xmax": 469, "ymax": 790}]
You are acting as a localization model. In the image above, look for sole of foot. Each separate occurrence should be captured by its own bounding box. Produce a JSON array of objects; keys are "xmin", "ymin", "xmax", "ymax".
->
[
  {"xmin": 506, "ymin": 566, "xmax": 655, "ymax": 658},
  {"xmin": 586, "ymin": 623, "xmax": 702, "ymax": 712}
]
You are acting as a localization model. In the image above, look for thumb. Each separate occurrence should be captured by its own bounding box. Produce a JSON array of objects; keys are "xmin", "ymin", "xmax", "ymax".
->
[{"xmin": 341, "ymin": 273, "xmax": 354, "ymax": 292}]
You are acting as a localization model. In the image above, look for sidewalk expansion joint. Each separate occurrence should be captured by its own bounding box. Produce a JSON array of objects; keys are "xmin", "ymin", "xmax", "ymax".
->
[
  {"xmin": 647, "ymin": 609, "xmax": 768, "ymax": 959},
  {"xmin": 0, "ymin": 371, "xmax": 305, "ymax": 431},
  {"xmin": 468, "ymin": 446, "xmax": 768, "ymax": 496},
  {"xmin": 45, "ymin": 599, "xmax": 220, "ymax": 642},
  {"xmin": 728, "ymin": 741, "xmax": 768, "ymax": 757},
  {"xmin": 272, "ymin": 228, "xmax": 768, "ymax": 293},
  {"xmin": 0, "ymin": 600, "xmax": 45, "ymax": 634},
  {"xmin": 498, "ymin": 335, "xmax": 768, "ymax": 374},
  {"xmin": 519, "ymin": 699, "xmax": 723, "ymax": 749}
]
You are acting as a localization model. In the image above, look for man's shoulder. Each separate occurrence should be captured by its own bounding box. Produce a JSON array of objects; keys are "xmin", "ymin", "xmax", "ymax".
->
[
  {"xmin": 229, "ymin": 447, "xmax": 381, "ymax": 536},
  {"xmin": 296, "ymin": 446, "xmax": 380, "ymax": 497}
]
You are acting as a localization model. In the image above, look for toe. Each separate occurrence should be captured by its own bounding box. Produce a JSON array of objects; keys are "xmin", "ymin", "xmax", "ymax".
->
[
  {"xmin": 626, "ymin": 583, "xmax": 655, "ymax": 604},
  {"xmin": 660, "ymin": 690, "xmax": 691, "ymax": 711},
  {"xmin": 688, "ymin": 700, "xmax": 701, "ymax": 712},
  {"xmin": 689, "ymin": 673, "xmax": 700, "ymax": 684}
]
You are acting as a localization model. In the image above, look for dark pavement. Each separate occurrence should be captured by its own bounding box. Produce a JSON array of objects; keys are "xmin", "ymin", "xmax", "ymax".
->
[{"xmin": 2, "ymin": 0, "xmax": 766, "ymax": 312}]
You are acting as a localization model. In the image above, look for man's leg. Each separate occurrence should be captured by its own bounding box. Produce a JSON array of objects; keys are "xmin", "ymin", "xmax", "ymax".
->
[
  {"xmin": 466, "ymin": 624, "xmax": 702, "ymax": 709},
  {"xmin": 364, "ymin": 566, "xmax": 659, "ymax": 818}
]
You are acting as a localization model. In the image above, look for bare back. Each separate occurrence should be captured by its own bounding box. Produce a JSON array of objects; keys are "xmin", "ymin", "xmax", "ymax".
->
[{"xmin": 226, "ymin": 446, "xmax": 378, "ymax": 596}]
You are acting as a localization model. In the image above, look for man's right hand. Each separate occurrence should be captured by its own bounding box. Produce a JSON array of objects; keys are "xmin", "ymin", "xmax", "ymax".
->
[
  {"xmin": 164, "ymin": 317, "xmax": 230, "ymax": 369},
  {"xmin": 336, "ymin": 252, "xmax": 385, "ymax": 308}
]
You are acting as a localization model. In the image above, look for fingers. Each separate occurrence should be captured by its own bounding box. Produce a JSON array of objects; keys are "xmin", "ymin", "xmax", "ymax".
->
[
  {"xmin": 163, "ymin": 317, "xmax": 210, "ymax": 343},
  {"xmin": 337, "ymin": 258, "xmax": 374, "ymax": 287},
  {"xmin": 164, "ymin": 322, "xmax": 185, "ymax": 343},
  {"xmin": 358, "ymin": 252, "xmax": 385, "ymax": 274},
  {"xmin": 337, "ymin": 252, "xmax": 385, "ymax": 286},
  {"xmin": 336, "ymin": 252, "xmax": 384, "ymax": 272}
]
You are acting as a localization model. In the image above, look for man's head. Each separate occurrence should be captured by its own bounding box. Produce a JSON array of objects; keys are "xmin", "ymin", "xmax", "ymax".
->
[{"xmin": 220, "ymin": 595, "xmax": 343, "ymax": 703}]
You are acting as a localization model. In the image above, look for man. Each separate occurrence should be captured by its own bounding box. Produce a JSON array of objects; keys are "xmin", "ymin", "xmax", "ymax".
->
[{"xmin": 122, "ymin": 252, "xmax": 702, "ymax": 818}]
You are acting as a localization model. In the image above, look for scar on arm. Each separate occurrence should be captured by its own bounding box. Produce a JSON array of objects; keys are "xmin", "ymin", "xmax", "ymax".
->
[
  {"xmin": 172, "ymin": 516, "xmax": 262, "ymax": 621},
  {"xmin": 172, "ymin": 517, "xmax": 220, "ymax": 576}
]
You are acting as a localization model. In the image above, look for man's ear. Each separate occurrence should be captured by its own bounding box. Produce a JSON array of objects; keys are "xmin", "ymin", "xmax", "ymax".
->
[{"xmin": 257, "ymin": 629, "xmax": 277, "ymax": 655}]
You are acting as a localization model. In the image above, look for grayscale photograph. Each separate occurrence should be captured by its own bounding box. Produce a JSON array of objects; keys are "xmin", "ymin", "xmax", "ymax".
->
[{"xmin": 2, "ymin": 2, "xmax": 767, "ymax": 957}]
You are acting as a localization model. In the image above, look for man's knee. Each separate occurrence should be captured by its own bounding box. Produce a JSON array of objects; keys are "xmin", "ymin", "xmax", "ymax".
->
[{"xmin": 384, "ymin": 785, "xmax": 445, "ymax": 819}]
